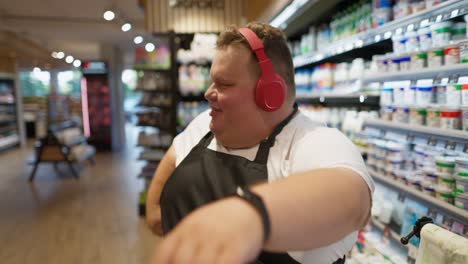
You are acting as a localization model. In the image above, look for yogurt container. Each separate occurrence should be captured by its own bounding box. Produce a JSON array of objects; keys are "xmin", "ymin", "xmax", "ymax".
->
[
  {"xmin": 386, "ymin": 141, "xmax": 405, "ymax": 160},
  {"xmin": 405, "ymin": 30, "xmax": 419, "ymax": 53},
  {"xmin": 387, "ymin": 158, "xmax": 404, "ymax": 172},
  {"xmin": 393, "ymin": 87, "xmax": 405, "ymax": 104},
  {"xmin": 381, "ymin": 87, "xmax": 394, "ymax": 105},
  {"xmin": 451, "ymin": 22, "xmax": 467, "ymax": 41},
  {"xmin": 422, "ymin": 186, "xmax": 436, "ymax": 197},
  {"xmin": 444, "ymin": 45, "xmax": 460, "ymax": 66},
  {"xmin": 423, "ymin": 168, "xmax": 438, "ymax": 187},
  {"xmin": 416, "ymin": 86, "xmax": 434, "ymax": 106},
  {"xmin": 465, "ymin": 15, "xmax": 468, "ymax": 38},
  {"xmin": 436, "ymin": 172, "xmax": 456, "ymax": 192},
  {"xmin": 440, "ymin": 107, "xmax": 462, "ymax": 130},
  {"xmin": 414, "ymin": 145, "xmax": 428, "ymax": 164},
  {"xmin": 412, "ymin": 181, "xmax": 423, "ymax": 191},
  {"xmin": 462, "ymin": 106, "xmax": 468, "ymax": 131},
  {"xmin": 393, "ymin": 106, "xmax": 410, "ymax": 123},
  {"xmin": 410, "ymin": 51, "xmax": 427, "ymax": 70},
  {"xmin": 462, "ymin": 84, "xmax": 468, "ymax": 106},
  {"xmin": 446, "ymin": 84, "xmax": 462, "ymax": 106},
  {"xmin": 381, "ymin": 105, "xmax": 394, "ymax": 120},
  {"xmin": 455, "ymin": 157, "xmax": 468, "ymax": 173},
  {"xmin": 428, "ymin": 48, "xmax": 444, "ymax": 68},
  {"xmin": 409, "ymin": 107, "xmax": 427, "ymax": 125},
  {"xmin": 399, "ymin": 54, "xmax": 411, "ymax": 71},
  {"xmin": 374, "ymin": 140, "xmax": 387, "ymax": 157},
  {"xmin": 435, "ymin": 156, "xmax": 456, "ymax": 174},
  {"xmin": 404, "ymin": 86, "xmax": 417, "ymax": 105},
  {"xmin": 435, "ymin": 84, "xmax": 446, "ymax": 105},
  {"xmin": 436, "ymin": 189, "xmax": 455, "ymax": 204},
  {"xmin": 389, "ymin": 56, "xmax": 400, "ymax": 72},
  {"xmin": 460, "ymin": 41, "xmax": 468, "ymax": 63},
  {"xmin": 427, "ymin": 105, "xmax": 440, "ymax": 127},
  {"xmin": 455, "ymin": 171, "xmax": 468, "ymax": 193},
  {"xmin": 392, "ymin": 34, "xmax": 406, "ymax": 55},
  {"xmin": 430, "ymin": 21, "xmax": 452, "ymax": 47},
  {"xmin": 455, "ymin": 192, "xmax": 468, "ymax": 209},
  {"xmin": 417, "ymin": 27, "xmax": 432, "ymax": 50},
  {"xmin": 425, "ymin": 0, "xmax": 441, "ymax": 8}
]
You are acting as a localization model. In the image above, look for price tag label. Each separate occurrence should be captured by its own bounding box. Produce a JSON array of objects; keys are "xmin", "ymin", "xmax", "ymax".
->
[
  {"xmin": 445, "ymin": 140, "xmax": 456, "ymax": 150},
  {"xmin": 427, "ymin": 209, "xmax": 438, "ymax": 219},
  {"xmin": 407, "ymin": 134, "xmax": 415, "ymax": 143},
  {"xmin": 398, "ymin": 193, "xmax": 406, "ymax": 202},
  {"xmin": 408, "ymin": 244, "xmax": 419, "ymax": 260},
  {"xmin": 380, "ymin": 129, "xmax": 386, "ymax": 138},
  {"xmin": 427, "ymin": 137, "xmax": 437, "ymax": 147}
]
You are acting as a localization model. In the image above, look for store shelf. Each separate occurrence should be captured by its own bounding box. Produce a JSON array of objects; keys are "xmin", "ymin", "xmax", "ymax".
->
[
  {"xmin": 364, "ymin": 119, "xmax": 468, "ymax": 141},
  {"xmin": 0, "ymin": 125, "xmax": 16, "ymax": 135},
  {"xmin": 136, "ymin": 123, "xmax": 173, "ymax": 131},
  {"xmin": 0, "ymin": 134, "xmax": 19, "ymax": 151},
  {"xmin": 293, "ymin": 0, "xmax": 467, "ymax": 68},
  {"xmin": 363, "ymin": 63, "xmax": 468, "ymax": 83},
  {"xmin": 137, "ymin": 144, "xmax": 170, "ymax": 150},
  {"xmin": 0, "ymin": 119, "xmax": 16, "ymax": 125},
  {"xmin": 134, "ymin": 88, "xmax": 172, "ymax": 94},
  {"xmin": 177, "ymin": 60, "xmax": 212, "ymax": 67},
  {"xmin": 137, "ymin": 104, "xmax": 173, "ymax": 110},
  {"xmin": 0, "ymin": 102, "xmax": 15, "ymax": 106},
  {"xmin": 371, "ymin": 217, "xmax": 407, "ymax": 249},
  {"xmin": 0, "ymin": 73, "xmax": 15, "ymax": 80},
  {"xmin": 180, "ymin": 94, "xmax": 206, "ymax": 102},
  {"xmin": 133, "ymin": 67, "xmax": 171, "ymax": 73},
  {"xmin": 296, "ymin": 93, "xmax": 380, "ymax": 107},
  {"xmin": 370, "ymin": 170, "xmax": 468, "ymax": 221}
]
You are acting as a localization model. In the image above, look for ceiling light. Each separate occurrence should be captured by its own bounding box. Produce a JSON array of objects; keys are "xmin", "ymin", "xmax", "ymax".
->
[
  {"xmin": 103, "ymin": 10, "xmax": 116, "ymax": 21},
  {"xmin": 121, "ymin": 23, "xmax": 132, "ymax": 32},
  {"xmin": 65, "ymin": 55, "xmax": 74, "ymax": 63},
  {"xmin": 51, "ymin": 52, "xmax": 58, "ymax": 58},
  {"xmin": 56, "ymin": 51, "xmax": 65, "ymax": 59},
  {"xmin": 134, "ymin": 36, "xmax": 143, "ymax": 44},
  {"xmin": 33, "ymin": 67, "xmax": 41, "ymax": 73},
  {"xmin": 73, "ymin": 60, "xmax": 82, "ymax": 68},
  {"xmin": 145, "ymin": 43, "xmax": 155, "ymax": 52}
]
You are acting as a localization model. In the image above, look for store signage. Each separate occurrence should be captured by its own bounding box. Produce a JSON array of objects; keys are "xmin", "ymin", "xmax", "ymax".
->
[{"xmin": 82, "ymin": 61, "xmax": 108, "ymax": 74}]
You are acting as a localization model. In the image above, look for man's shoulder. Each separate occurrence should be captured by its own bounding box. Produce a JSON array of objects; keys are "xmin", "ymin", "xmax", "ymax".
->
[{"xmin": 183, "ymin": 109, "xmax": 211, "ymax": 134}]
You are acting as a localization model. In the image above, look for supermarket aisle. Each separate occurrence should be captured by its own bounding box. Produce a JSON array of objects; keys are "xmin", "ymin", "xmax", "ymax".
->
[{"xmin": 0, "ymin": 125, "xmax": 160, "ymax": 264}]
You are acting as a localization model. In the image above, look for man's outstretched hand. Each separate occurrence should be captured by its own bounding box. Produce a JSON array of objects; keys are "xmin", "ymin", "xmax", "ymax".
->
[{"xmin": 152, "ymin": 197, "xmax": 265, "ymax": 264}]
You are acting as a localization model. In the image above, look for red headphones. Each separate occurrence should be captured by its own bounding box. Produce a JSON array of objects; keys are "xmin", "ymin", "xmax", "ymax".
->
[{"xmin": 238, "ymin": 27, "xmax": 286, "ymax": 112}]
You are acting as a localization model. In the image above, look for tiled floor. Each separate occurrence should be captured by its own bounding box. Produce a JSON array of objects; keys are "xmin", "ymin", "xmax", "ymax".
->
[{"xmin": 0, "ymin": 125, "xmax": 160, "ymax": 264}]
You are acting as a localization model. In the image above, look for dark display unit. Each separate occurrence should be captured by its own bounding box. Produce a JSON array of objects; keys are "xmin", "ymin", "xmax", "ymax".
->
[
  {"xmin": 81, "ymin": 63, "xmax": 112, "ymax": 151},
  {"xmin": 0, "ymin": 74, "xmax": 20, "ymax": 152}
]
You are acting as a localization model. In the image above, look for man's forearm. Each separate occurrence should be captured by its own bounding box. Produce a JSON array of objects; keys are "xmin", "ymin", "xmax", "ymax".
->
[
  {"xmin": 146, "ymin": 146, "xmax": 176, "ymax": 208},
  {"xmin": 252, "ymin": 167, "xmax": 371, "ymax": 251}
]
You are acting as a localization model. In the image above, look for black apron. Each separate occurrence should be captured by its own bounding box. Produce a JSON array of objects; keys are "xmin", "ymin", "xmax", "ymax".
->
[{"xmin": 160, "ymin": 105, "xmax": 345, "ymax": 264}]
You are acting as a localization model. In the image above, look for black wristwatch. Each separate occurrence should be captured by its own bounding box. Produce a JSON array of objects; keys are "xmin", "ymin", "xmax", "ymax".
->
[{"xmin": 235, "ymin": 186, "xmax": 271, "ymax": 242}]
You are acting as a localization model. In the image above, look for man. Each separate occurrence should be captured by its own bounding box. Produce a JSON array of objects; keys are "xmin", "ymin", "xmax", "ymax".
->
[{"xmin": 146, "ymin": 22, "xmax": 373, "ymax": 264}]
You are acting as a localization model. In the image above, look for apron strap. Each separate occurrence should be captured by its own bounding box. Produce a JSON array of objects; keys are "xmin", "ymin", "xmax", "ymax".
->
[
  {"xmin": 198, "ymin": 131, "xmax": 215, "ymax": 148},
  {"xmin": 254, "ymin": 103, "xmax": 298, "ymax": 164}
]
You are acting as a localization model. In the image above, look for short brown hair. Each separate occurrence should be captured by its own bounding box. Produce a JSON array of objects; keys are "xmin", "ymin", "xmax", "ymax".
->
[{"xmin": 216, "ymin": 22, "xmax": 295, "ymax": 103}]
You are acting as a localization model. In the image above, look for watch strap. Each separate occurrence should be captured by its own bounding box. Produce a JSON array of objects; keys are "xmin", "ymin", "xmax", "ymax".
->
[{"xmin": 235, "ymin": 186, "xmax": 271, "ymax": 242}]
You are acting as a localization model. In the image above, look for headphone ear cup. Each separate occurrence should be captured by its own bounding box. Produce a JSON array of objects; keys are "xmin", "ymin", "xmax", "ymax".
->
[{"xmin": 256, "ymin": 75, "xmax": 286, "ymax": 112}]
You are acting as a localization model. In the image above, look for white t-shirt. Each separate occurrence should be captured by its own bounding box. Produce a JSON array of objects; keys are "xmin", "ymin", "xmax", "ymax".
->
[{"xmin": 173, "ymin": 109, "xmax": 374, "ymax": 264}]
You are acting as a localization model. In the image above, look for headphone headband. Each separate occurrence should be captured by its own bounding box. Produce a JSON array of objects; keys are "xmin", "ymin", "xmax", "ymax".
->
[
  {"xmin": 238, "ymin": 28, "xmax": 274, "ymax": 77},
  {"xmin": 237, "ymin": 27, "xmax": 286, "ymax": 112}
]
